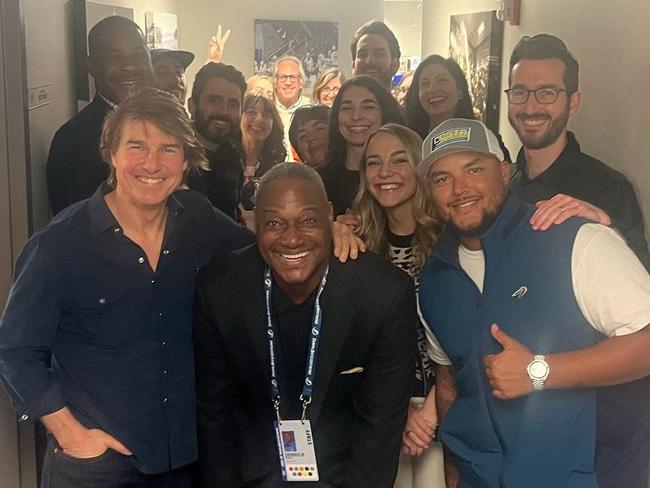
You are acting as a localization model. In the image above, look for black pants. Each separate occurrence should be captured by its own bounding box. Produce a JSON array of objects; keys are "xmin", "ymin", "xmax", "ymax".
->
[
  {"xmin": 595, "ymin": 378, "xmax": 650, "ymax": 488},
  {"xmin": 41, "ymin": 436, "xmax": 194, "ymax": 488}
]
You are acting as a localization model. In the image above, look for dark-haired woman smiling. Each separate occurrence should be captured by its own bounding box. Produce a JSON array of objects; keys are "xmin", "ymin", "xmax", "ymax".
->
[
  {"xmin": 405, "ymin": 55, "xmax": 510, "ymax": 162},
  {"xmin": 320, "ymin": 75, "xmax": 404, "ymax": 217}
]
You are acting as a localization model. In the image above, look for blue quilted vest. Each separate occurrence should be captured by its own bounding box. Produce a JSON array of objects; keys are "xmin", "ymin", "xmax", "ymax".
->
[{"xmin": 419, "ymin": 195, "xmax": 599, "ymax": 488}]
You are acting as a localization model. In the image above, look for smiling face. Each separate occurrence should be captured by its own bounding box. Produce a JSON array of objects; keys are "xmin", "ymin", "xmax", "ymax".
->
[
  {"xmin": 319, "ymin": 76, "xmax": 342, "ymax": 107},
  {"xmin": 153, "ymin": 57, "xmax": 187, "ymax": 103},
  {"xmin": 275, "ymin": 59, "xmax": 304, "ymax": 108},
  {"xmin": 427, "ymin": 150, "xmax": 509, "ymax": 249},
  {"xmin": 353, "ymin": 34, "xmax": 399, "ymax": 88},
  {"xmin": 189, "ymin": 77, "xmax": 242, "ymax": 144},
  {"xmin": 241, "ymin": 100, "xmax": 273, "ymax": 144},
  {"xmin": 337, "ymin": 86, "xmax": 382, "ymax": 148},
  {"xmin": 88, "ymin": 25, "xmax": 153, "ymax": 104},
  {"xmin": 255, "ymin": 177, "xmax": 333, "ymax": 303},
  {"xmin": 110, "ymin": 117, "xmax": 186, "ymax": 211},
  {"xmin": 508, "ymin": 58, "xmax": 580, "ymax": 150},
  {"xmin": 418, "ymin": 63, "xmax": 460, "ymax": 126},
  {"xmin": 297, "ymin": 119, "xmax": 329, "ymax": 168},
  {"xmin": 364, "ymin": 132, "xmax": 417, "ymax": 212}
]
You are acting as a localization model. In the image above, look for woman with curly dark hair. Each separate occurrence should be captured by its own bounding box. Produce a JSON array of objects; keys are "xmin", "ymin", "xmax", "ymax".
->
[{"xmin": 320, "ymin": 75, "xmax": 404, "ymax": 217}]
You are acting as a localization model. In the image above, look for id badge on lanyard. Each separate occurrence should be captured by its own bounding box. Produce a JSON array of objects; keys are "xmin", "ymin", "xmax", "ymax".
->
[
  {"xmin": 264, "ymin": 267, "xmax": 328, "ymax": 482},
  {"xmin": 274, "ymin": 419, "xmax": 318, "ymax": 481}
]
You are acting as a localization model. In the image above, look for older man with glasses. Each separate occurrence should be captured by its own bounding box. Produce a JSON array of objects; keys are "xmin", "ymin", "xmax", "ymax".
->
[{"xmin": 273, "ymin": 56, "xmax": 311, "ymax": 160}]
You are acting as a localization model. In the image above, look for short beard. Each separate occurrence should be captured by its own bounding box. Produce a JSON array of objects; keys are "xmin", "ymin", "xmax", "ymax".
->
[
  {"xmin": 449, "ymin": 191, "xmax": 508, "ymax": 240},
  {"xmin": 509, "ymin": 104, "xmax": 570, "ymax": 150},
  {"xmin": 193, "ymin": 111, "xmax": 234, "ymax": 145},
  {"xmin": 450, "ymin": 209, "xmax": 499, "ymax": 239}
]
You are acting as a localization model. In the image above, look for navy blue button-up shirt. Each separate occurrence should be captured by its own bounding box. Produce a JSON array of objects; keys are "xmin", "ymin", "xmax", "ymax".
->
[{"xmin": 0, "ymin": 185, "xmax": 254, "ymax": 474}]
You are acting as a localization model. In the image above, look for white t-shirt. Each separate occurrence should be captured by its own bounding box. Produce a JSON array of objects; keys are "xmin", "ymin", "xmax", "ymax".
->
[{"xmin": 422, "ymin": 224, "xmax": 650, "ymax": 365}]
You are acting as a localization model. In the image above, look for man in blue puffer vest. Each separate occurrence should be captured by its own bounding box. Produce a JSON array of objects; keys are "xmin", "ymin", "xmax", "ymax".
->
[{"xmin": 417, "ymin": 118, "xmax": 650, "ymax": 488}]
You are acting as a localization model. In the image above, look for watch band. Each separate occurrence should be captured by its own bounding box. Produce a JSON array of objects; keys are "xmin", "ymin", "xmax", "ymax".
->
[{"xmin": 528, "ymin": 354, "xmax": 549, "ymax": 391}]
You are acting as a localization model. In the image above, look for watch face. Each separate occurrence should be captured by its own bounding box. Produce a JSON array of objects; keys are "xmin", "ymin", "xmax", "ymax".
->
[{"xmin": 529, "ymin": 360, "xmax": 548, "ymax": 379}]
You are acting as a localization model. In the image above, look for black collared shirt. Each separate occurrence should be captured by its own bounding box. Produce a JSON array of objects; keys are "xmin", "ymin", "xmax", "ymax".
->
[
  {"xmin": 272, "ymin": 284, "xmax": 318, "ymax": 420},
  {"xmin": 186, "ymin": 140, "xmax": 244, "ymax": 222},
  {"xmin": 510, "ymin": 131, "xmax": 650, "ymax": 270},
  {"xmin": 0, "ymin": 185, "xmax": 254, "ymax": 474},
  {"xmin": 46, "ymin": 95, "xmax": 112, "ymax": 215}
]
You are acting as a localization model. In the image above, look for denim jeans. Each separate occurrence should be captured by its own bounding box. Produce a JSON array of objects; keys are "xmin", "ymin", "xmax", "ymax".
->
[{"xmin": 40, "ymin": 435, "xmax": 194, "ymax": 488}]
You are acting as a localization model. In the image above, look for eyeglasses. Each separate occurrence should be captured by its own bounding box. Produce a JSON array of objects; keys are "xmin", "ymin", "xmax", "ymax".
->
[
  {"xmin": 505, "ymin": 87, "xmax": 568, "ymax": 104},
  {"xmin": 276, "ymin": 74, "xmax": 300, "ymax": 83},
  {"xmin": 320, "ymin": 86, "xmax": 339, "ymax": 96}
]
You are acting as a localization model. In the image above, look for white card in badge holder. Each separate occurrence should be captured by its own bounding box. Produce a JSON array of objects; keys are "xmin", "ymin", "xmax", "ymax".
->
[{"xmin": 274, "ymin": 419, "xmax": 319, "ymax": 481}]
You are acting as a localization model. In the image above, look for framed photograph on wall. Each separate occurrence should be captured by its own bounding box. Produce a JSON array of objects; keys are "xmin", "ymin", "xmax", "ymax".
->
[
  {"xmin": 145, "ymin": 12, "xmax": 178, "ymax": 50},
  {"xmin": 449, "ymin": 11, "xmax": 504, "ymax": 132},
  {"xmin": 254, "ymin": 19, "xmax": 339, "ymax": 90}
]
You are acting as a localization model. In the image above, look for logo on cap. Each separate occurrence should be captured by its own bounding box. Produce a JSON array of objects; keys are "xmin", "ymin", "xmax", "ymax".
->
[{"xmin": 433, "ymin": 128, "xmax": 471, "ymax": 150}]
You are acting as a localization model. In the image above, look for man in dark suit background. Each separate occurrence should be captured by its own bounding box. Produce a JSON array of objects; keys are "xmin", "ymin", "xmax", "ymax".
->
[
  {"xmin": 193, "ymin": 163, "xmax": 416, "ymax": 487},
  {"xmin": 46, "ymin": 16, "xmax": 153, "ymax": 215}
]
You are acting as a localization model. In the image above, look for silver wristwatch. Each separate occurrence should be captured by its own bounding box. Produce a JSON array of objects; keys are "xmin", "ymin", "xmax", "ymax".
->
[{"xmin": 526, "ymin": 354, "xmax": 550, "ymax": 391}]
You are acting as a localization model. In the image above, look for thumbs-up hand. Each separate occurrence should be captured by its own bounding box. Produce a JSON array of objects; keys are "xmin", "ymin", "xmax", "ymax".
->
[{"xmin": 483, "ymin": 323, "xmax": 534, "ymax": 400}]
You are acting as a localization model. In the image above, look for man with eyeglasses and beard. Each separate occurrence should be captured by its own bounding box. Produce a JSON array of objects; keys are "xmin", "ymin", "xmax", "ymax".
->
[
  {"xmin": 507, "ymin": 34, "xmax": 649, "ymax": 269},
  {"xmin": 506, "ymin": 35, "xmax": 650, "ymax": 488},
  {"xmin": 186, "ymin": 62, "xmax": 246, "ymax": 221}
]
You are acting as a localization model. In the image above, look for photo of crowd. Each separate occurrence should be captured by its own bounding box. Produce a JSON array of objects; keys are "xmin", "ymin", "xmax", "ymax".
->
[
  {"xmin": 254, "ymin": 19, "xmax": 339, "ymax": 90},
  {"xmin": 449, "ymin": 10, "xmax": 504, "ymax": 132}
]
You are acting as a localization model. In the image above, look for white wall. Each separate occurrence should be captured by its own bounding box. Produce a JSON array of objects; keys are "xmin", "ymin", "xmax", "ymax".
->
[
  {"xmin": 24, "ymin": 0, "xmax": 75, "ymax": 231},
  {"xmin": 385, "ymin": 1, "xmax": 422, "ymax": 65},
  {"xmin": 422, "ymin": 0, "xmax": 650, "ymax": 238}
]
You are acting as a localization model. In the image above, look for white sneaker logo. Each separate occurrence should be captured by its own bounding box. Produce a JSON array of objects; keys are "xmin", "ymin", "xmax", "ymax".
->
[{"xmin": 512, "ymin": 286, "xmax": 528, "ymax": 298}]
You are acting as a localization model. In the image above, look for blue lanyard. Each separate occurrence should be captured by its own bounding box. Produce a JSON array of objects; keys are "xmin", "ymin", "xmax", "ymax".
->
[{"xmin": 264, "ymin": 266, "xmax": 328, "ymax": 421}]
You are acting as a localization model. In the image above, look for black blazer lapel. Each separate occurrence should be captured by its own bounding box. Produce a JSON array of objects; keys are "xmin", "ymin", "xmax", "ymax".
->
[{"xmin": 307, "ymin": 263, "xmax": 354, "ymax": 424}]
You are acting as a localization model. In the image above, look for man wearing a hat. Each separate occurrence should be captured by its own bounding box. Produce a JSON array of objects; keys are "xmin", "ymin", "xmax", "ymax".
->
[
  {"xmin": 417, "ymin": 118, "xmax": 650, "ymax": 487},
  {"xmin": 151, "ymin": 48, "xmax": 195, "ymax": 104}
]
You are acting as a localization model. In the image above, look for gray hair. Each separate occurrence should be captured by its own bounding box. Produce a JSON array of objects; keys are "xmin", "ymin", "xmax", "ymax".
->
[{"xmin": 273, "ymin": 56, "xmax": 306, "ymax": 82}]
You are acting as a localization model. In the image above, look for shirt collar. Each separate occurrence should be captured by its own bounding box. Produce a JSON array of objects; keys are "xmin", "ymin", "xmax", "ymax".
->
[
  {"xmin": 431, "ymin": 193, "xmax": 529, "ymax": 266},
  {"xmin": 514, "ymin": 131, "xmax": 580, "ymax": 182},
  {"xmin": 88, "ymin": 183, "xmax": 187, "ymax": 237},
  {"xmin": 98, "ymin": 93, "xmax": 118, "ymax": 110},
  {"xmin": 272, "ymin": 279, "xmax": 318, "ymax": 314},
  {"xmin": 276, "ymin": 95, "xmax": 307, "ymax": 113}
]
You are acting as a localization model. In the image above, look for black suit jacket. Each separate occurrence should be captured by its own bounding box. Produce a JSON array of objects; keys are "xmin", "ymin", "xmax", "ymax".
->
[
  {"xmin": 46, "ymin": 96, "xmax": 111, "ymax": 215},
  {"xmin": 193, "ymin": 246, "xmax": 416, "ymax": 488}
]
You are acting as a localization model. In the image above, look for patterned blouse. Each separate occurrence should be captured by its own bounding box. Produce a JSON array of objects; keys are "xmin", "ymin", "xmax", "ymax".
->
[{"xmin": 387, "ymin": 229, "xmax": 436, "ymax": 397}]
